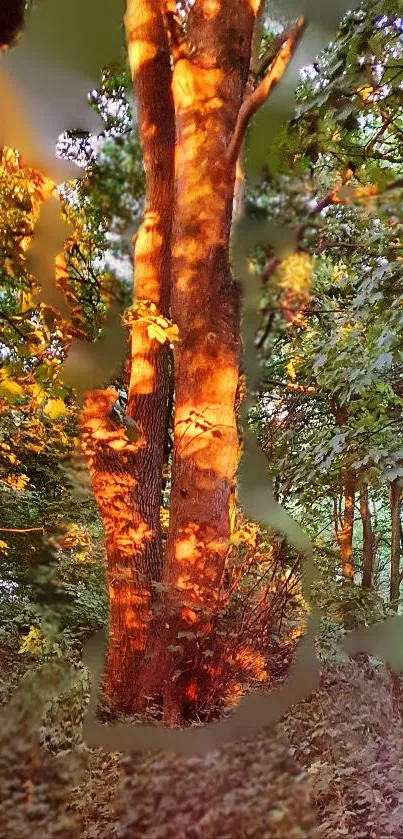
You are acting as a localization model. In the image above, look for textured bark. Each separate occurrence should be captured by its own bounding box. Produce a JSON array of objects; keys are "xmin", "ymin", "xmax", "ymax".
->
[
  {"xmin": 124, "ymin": 0, "xmax": 175, "ymax": 649},
  {"xmin": 81, "ymin": 0, "xmax": 304, "ymax": 721},
  {"xmin": 389, "ymin": 478, "xmax": 402, "ymax": 610},
  {"xmin": 359, "ymin": 482, "xmax": 375, "ymax": 589},
  {"xmin": 80, "ymin": 0, "xmax": 175, "ymax": 713},
  {"xmin": 146, "ymin": 0, "xmax": 258, "ymax": 723},
  {"xmin": 81, "ymin": 390, "xmax": 148, "ymax": 710}
]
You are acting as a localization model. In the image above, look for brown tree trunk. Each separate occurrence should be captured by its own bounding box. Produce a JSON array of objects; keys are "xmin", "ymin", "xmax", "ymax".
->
[
  {"xmin": 359, "ymin": 481, "xmax": 375, "ymax": 589},
  {"xmin": 80, "ymin": 0, "xmax": 175, "ymax": 713},
  {"xmin": 332, "ymin": 495, "xmax": 342, "ymax": 543},
  {"xmin": 337, "ymin": 472, "xmax": 356, "ymax": 629},
  {"xmin": 389, "ymin": 478, "xmax": 402, "ymax": 610},
  {"xmin": 338, "ymin": 473, "xmax": 355, "ymax": 581},
  {"xmin": 81, "ymin": 1, "xmax": 305, "ymax": 722},
  {"xmin": 140, "ymin": 0, "xmax": 258, "ymax": 723},
  {"xmin": 81, "ymin": 390, "xmax": 150, "ymax": 711}
]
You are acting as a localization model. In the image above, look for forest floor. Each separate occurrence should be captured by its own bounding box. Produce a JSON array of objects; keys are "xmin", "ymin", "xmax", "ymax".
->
[{"xmin": 2, "ymin": 643, "xmax": 403, "ymax": 839}]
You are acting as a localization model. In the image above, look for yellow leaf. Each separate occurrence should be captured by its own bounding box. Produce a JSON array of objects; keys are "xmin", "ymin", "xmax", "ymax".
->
[
  {"xmin": 43, "ymin": 397, "xmax": 66, "ymax": 420},
  {"xmin": 32, "ymin": 382, "xmax": 47, "ymax": 404},
  {"xmin": 18, "ymin": 626, "xmax": 43, "ymax": 655},
  {"xmin": 19, "ymin": 290, "xmax": 34, "ymax": 312},
  {"xmin": 286, "ymin": 357, "xmax": 298, "ymax": 380},
  {"xmin": 5, "ymin": 258, "xmax": 15, "ymax": 278},
  {"xmin": 147, "ymin": 322, "xmax": 169, "ymax": 344},
  {"xmin": 0, "ymin": 370, "xmax": 24, "ymax": 404},
  {"xmin": 358, "ymin": 85, "xmax": 373, "ymax": 101},
  {"xmin": 164, "ymin": 323, "xmax": 180, "ymax": 343},
  {"xmin": 155, "ymin": 315, "xmax": 170, "ymax": 328},
  {"xmin": 277, "ymin": 253, "xmax": 312, "ymax": 295},
  {"xmin": 26, "ymin": 442, "xmax": 45, "ymax": 453},
  {"xmin": 147, "ymin": 320, "xmax": 180, "ymax": 344},
  {"xmin": 4, "ymin": 474, "xmax": 29, "ymax": 490},
  {"xmin": 2, "ymin": 147, "xmax": 19, "ymax": 167}
]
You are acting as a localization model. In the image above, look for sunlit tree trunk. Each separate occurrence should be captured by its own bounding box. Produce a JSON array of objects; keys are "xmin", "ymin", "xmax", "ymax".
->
[
  {"xmin": 359, "ymin": 481, "xmax": 375, "ymax": 589},
  {"xmin": 389, "ymin": 478, "xmax": 402, "ymax": 610},
  {"xmin": 140, "ymin": 0, "xmax": 258, "ymax": 723},
  {"xmin": 81, "ymin": 0, "xmax": 175, "ymax": 713},
  {"xmin": 82, "ymin": 0, "xmax": 305, "ymax": 721},
  {"xmin": 337, "ymin": 472, "xmax": 356, "ymax": 629},
  {"xmin": 338, "ymin": 473, "xmax": 355, "ymax": 580}
]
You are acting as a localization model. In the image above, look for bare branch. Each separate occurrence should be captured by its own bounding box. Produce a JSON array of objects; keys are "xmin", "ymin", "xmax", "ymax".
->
[
  {"xmin": 0, "ymin": 527, "xmax": 43, "ymax": 533},
  {"xmin": 0, "ymin": 311, "xmax": 26, "ymax": 341},
  {"xmin": 228, "ymin": 17, "xmax": 307, "ymax": 170},
  {"xmin": 256, "ymin": 27, "xmax": 297, "ymax": 78}
]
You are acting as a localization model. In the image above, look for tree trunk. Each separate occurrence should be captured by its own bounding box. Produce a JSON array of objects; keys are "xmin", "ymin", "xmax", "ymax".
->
[
  {"xmin": 80, "ymin": 0, "xmax": 175, "ymax": 713},
  {"xmin": 359, "ymin": 481, "xmax": 374, "ymax": 589},
  {"xmin": 337, "ymin": 472, "xmax": 356, "ymax": 629},
  {"xmin": 140, "ymin": 0, "xmax": 258, "ymax": 723},
  {"xmin": 389, "ymin": 478, "xmax": 402, "ymax": 610},
  {"xmin": 81, "ymin": 0, "xmax": 305, "ymax": 721},
  {"xmin": 81, "ymin": 390, "xmax": 150, "ymax": 711},
  {"xmin": 338, "ymin": 473, "xmax": 355, "ymax": 581}
]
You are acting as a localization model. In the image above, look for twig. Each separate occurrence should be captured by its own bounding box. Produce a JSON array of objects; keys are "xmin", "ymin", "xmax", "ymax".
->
[
  {"xmin": 255, "ymin": 310, "xmax": 275, "ymax": 350},
  {"xmin": 256, "ymin": 28, "xmax": 298, "ymax": 78},
  {"xmin": 0, "ymin": 311, "xmax": 26, "ymax": 341},
  {"xmin": 0, "ymin": 527, "xmax": 43, "ymax": 533}
]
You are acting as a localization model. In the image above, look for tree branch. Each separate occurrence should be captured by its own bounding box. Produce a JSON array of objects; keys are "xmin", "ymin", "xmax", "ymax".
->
[
  {"xmin": 0, "ymin": 311, "xmax": 26, "ymax": 341},
  {"xmin": 227, "ymin": 16, "xmax": 307, "ymax": 170},
  {"xmin": 0, "ymin": 527, "xmax": 43, "ymax": 533},
  {"xmin": 256, "ymin": 28, "xmax": 297, "ymax": 78}
]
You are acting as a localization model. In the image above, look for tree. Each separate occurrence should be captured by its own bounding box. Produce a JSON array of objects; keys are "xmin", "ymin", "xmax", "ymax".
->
[
  {"xmin": 389, "ymin": 478, "xmax": 402, "ymax": 609},
  {"xmin": 249, "ymin": 0, "xmax": 403, "ymax": 625},
  {"xmin": 79, "ymin": 0, "xmax": 305, "ymax": 722}
]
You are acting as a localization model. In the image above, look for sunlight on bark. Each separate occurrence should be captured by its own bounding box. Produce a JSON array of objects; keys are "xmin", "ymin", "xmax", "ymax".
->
[
  {"xmin": 124, "ymin": 9, "xmax": 159, "ymax": 77},
  {"xmin": 173, "ymin": 59, "xmax": 224, "ymax": 113}
]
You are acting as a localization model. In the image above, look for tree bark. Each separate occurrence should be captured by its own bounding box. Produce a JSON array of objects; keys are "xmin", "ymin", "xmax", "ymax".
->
[
  {"xmin": 80, "ymin": 0, "xmax": 175, "ymax": 713},
  {"xmin": 359, "ymin": 481, "xmax": 375, "ymax": 589},
  {"xmin": 81, "ymin": 390, "xmax": 149, "ymax": 711},
  {"xmin": 81, "ymin": 0, "xmax": 306, "ymax": 721},
  {"xmin": 337, "ymin": 472, "xmax": 356, "ymax": 630},
  {"xmin": 338, "ymin": 473, "xmax": 356, "ymax": 581},
  {"xmin": 140, "ymin": 0, "xmax": 258, "ymax": 723},
  {"xmin": 389, "ymin": 478, "xmax": 402, "ymax": 610}
]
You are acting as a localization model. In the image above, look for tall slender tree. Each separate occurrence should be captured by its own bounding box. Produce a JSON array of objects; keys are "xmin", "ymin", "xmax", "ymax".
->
[{"xmin": 389, "ymin": 478, "xmax": 402, "ymax": 610}]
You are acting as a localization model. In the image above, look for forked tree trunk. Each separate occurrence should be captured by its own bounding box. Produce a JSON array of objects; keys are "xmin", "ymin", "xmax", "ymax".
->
[
  {"xmin": 359, "ymin": 481, "xmax": 375, "ymax": 589},
  {"xmin": 81, "ymin": 0, "xmax": 305, "ymax": 722},
  {"xmin": 389, "ymin": 478, "xmax": 402, "ymax": 610},
  {"xmin": 80, "ymin": 0, "xmax": 175, "ymax": 713}
]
